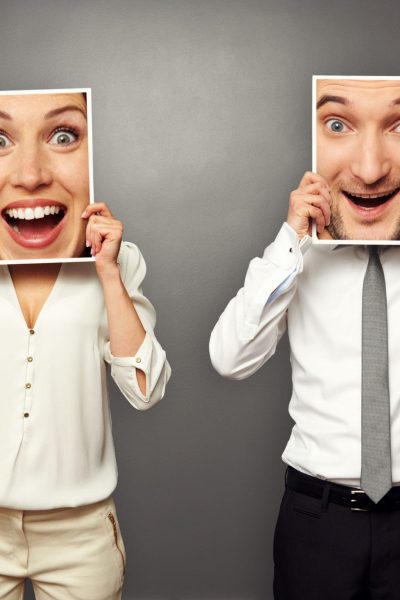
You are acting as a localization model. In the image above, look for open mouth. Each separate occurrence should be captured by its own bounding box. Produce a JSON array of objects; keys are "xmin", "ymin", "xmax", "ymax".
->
[
  {"xmin": 344, "ymin": 188, "xmax": 400, "ymax": 209},
  {"xmin": 2, "ymin": 200, "xmax": 67, "ymax": 249}
]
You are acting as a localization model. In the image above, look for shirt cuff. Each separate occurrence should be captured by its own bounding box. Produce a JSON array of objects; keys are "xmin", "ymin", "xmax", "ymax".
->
[{"xmin": 263, "ymin": 222, "xmax": 312, "ymax": 268}]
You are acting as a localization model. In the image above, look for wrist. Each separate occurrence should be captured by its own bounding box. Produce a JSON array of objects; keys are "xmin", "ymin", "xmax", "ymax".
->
[{"xmin": 96, "ymin": 261, "xmax": 121, "ymax": 284}]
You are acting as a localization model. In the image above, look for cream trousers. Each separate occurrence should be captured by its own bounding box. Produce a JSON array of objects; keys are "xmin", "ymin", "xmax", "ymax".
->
[{"xmin": 0, "ymin": 496, "xmax": 126, "ymax": 600}]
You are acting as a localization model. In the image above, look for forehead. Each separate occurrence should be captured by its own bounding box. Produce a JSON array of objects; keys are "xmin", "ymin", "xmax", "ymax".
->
[
  {"xmin": 0, "ymin": 93, "xmax": 86, "ymax": 117},
  {"xmin": 317, "ymin": 79, "xmax": 400, "ymax": 106}
]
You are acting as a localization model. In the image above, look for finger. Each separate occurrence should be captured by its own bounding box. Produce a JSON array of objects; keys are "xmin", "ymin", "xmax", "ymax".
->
[
  {"xmin": 307, "ymin": 193, "xmax": 331, "ymax": 225},
  {"xmin": 88, "ymin": 225, "xmax": 102, "ymax": 256},
  {"xmin": 293, "ymin": 193, "xmax": 330, "ymax": 227},
  {"xmin": 81, "ymin": 202, "xmax": 113, "ymax": 219},
  {"xmin": 300, "ymin": 181, "xmax": 331, "ymax": 199},
  {"xmin": 298, "ymin": 171, "xmax": 328, "ymax": 188},
  {"xmin": 88, "ymin": 219, "xmax": 123, "ymax": 241},
  {"xmin": 307, "ymin": 205, "xmax": 327, "ymax": 233},
  {"xmin": 93, "ymin": 229, "xmax": 103, "ymax": 255},
  {"xmin": 296, "ymin": 183, "xmax": 331, "ymax": 210}
]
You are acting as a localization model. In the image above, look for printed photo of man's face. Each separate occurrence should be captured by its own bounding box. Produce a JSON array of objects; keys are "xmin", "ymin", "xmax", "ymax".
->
[
  {"xmin": 315, "ymin": 77, "xmax": 400, "ymax": 242},
  {"xmin": 0, "ymin": 90, "xmax": 92, "ymax": 262}
]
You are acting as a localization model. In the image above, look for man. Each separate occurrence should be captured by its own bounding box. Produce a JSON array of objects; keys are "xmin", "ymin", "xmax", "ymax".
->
[{"xmin": 209, "ymin": 78, "xmax": 400, "ymax": 599}]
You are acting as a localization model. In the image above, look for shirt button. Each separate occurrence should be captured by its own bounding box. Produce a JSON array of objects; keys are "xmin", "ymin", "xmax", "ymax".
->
[
  {"xmin": 24, "ymin": 412, "xmax": 29, "ymax": 418},
  {"xmin": 289, "ymin": 248, "xmax": 293, "ymax": 253},
  {"xmin": 27, "ymin": 356, "xmax": 33, "ymax": 362},
  {"xmin": 135, "ymin": 357, "xmax": 142, "ymax": 364},
  {"xmin": 29, "ymin": 329, "xmax": 35, "ymax": 335},
  {"xmin": 25, "ymin": 383, "xmax": 31, "ymax": 389}
]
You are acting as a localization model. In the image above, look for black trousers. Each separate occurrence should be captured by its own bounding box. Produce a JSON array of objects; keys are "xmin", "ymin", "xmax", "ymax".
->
[{"xmin": 273, "ymin": 472, "xmax": 400, "ymax": 600}]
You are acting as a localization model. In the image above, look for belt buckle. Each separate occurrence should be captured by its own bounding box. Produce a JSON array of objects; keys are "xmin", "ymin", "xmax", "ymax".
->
[{"xmin": 350, "ymin": 489, "xmax": 369, "ymax": 511}]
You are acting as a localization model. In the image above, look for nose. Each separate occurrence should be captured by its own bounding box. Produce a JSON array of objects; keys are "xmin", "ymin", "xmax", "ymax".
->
[
  {"xmin": 9, "ymin": 141, "xmax": 52, "ymax": 191},
  {"xmin": 350, "ymin": 130, "xmax": 392, "ymax": 185}
]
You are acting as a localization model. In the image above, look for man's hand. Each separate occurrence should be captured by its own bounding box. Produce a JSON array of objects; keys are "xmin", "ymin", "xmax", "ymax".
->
[{"xmin": 287, "ymin": 172, "xmax": 331, "ymax": 239}]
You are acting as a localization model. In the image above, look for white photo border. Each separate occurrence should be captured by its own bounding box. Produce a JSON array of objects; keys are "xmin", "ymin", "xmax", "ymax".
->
[
  {"xmin": 0, "ymin": 87, "xmax": 95, "ymax": 264},
  {"xmin": 311, "ymin": 75, "xmax": 400, "ymax": 245}
]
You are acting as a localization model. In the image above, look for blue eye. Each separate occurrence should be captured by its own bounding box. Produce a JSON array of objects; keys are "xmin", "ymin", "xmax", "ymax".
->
[
  {"xmin": 0, "ymin": 132, "xmax": 12, "ymax": 148},
  {"xmin": 326, "ymin": 119, "xmax": 347, "ymax": 133},
  {"xmin": 49, "ymin": 128, "xmax": 78, "ymax": 146}
]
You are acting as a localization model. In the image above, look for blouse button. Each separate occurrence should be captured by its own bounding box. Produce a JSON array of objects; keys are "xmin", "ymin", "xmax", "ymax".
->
[
  {"xmin": 29, "ymin": 329, "xmax": 35, "ymax": 335},
  {"xmin": 135, "ymin": 357, "xmax": 142, "ymax": 364},
  {"xmin": 24, "ymin": 412, "xmax": 29, "ymax": 418},
  {"xmin": 27, "ymin": 356, "xmax": 33, "ymax": 362},
  {"xmin": 25, "ymin": 383, "xmax": 31, "ymax": 389}
]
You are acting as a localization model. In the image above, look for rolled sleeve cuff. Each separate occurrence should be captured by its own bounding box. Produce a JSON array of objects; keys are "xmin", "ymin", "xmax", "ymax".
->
[
  {"xmin": 104, "ymin": 334, "xmax": 152, "ymax": 372},
  {"xmin": 104, "ymin": 334, "xmax": 153, "ymax": 405}
]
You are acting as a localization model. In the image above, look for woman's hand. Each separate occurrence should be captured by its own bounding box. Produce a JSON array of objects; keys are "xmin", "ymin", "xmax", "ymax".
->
[{"xmin": 81, "ymin": 202, "xmax": 123, "ymax": 276}]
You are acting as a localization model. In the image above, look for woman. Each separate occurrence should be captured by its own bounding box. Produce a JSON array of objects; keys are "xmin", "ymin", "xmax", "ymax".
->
[{"xmin": 0, "ymin": 91, "xmax": 170, "ymax": 599}]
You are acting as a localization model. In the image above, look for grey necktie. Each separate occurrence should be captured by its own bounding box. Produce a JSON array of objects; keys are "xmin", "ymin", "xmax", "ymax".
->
[{"xmin": 361, "ymin": 245, "xmax": 392, "ymax": 503}]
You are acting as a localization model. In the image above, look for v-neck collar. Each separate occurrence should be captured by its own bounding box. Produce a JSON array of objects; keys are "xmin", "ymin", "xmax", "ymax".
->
[{"xmin": 3, "ymin": 263, "xmax": 65, "ymax": 331}]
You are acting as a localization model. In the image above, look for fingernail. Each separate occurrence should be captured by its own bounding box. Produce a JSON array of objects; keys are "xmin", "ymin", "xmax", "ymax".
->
[
  {"xmin": 86, "ymin": 240, "xmax": 91, "ymax": 247},
  {"xmin": 81, "ymin": 211, "xmax": 87, "ymax": 217}
]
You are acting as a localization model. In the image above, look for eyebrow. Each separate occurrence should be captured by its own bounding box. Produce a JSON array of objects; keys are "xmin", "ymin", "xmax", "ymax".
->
[
  {"xmin": 0, "ymin": 104, "xmax": 86, "ymax": 121},
  {"xmin": 44, "ymin": 105, "xmax": 86, "ymax": 119},
  {"xmin": 316, "ymin": 95, "xmax": 349, "ymax": 110},
  {"xmin": 317, "ymin": 94, "xmax": 400, "ymax": 110}
]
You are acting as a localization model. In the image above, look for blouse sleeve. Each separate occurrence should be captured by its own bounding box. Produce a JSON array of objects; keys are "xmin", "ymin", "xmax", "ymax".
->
[{"xmin": 103, "ymin": 241, "xmax": 171, "ymax": 410}]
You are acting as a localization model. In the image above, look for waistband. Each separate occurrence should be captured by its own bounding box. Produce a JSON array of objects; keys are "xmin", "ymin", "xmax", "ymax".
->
[{"xmin": 286, "ymin": 467, "xmax": 400, "ymax": 511}]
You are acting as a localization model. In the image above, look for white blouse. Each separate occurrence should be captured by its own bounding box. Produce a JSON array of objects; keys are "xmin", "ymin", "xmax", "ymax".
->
[{"xmin": 0, "ymin": 242, "xmax": 171, "ymax": 510}]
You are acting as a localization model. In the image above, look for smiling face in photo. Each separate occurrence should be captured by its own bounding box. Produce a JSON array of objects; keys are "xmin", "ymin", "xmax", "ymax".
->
[
  {"xmin": 0, "ymin": 92, "xmax": 89, "ymax": 260},
  {"xmin": 316, "ymin": 79, "xmax": 400, "ymax": 241}
]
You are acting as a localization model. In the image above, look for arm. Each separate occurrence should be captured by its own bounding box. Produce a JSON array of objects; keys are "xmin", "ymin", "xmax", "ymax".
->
[
  {"xmin": 83, "ymin": 202, "xmax": 171, "ymax": 410},
  {"xmin": 209, "ymin": 172, "xmax": 331, "ymax": 379},
  {"xmin": 209, "ymin": 223, "xmax": 309, "ymax": 379}
]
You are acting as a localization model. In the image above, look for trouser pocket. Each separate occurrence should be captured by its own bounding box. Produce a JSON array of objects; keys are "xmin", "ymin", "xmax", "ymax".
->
[{"xmin": 107, "ymin": 511, "xmax": 126, "ymax": 577}]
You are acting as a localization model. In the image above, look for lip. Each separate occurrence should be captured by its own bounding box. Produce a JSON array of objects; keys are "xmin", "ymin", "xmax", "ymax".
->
[
  {"xmin": 2, "ymin": 198, "xmax": 68, "ymax": 249},
  {"xmin": 343, "ymin": 188, "xmax": 399, "ymax": 221}
]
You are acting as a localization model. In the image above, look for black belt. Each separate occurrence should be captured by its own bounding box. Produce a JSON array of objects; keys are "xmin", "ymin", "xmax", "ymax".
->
[{"xmin": 286, "ymin": 467, "xmax": 400, "ymax": 512}]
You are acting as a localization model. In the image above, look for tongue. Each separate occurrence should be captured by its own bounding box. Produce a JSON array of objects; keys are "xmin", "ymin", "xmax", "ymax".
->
[{"xmin": 17, "ymin": 215, "xmax": 60, "ymax": 239}]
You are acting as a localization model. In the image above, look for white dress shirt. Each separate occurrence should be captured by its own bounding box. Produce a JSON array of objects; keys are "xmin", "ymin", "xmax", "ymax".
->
[
  {"xmin": 0, "ymin": 241, "xmax": 171, "ymax": 510},
  {"xmin": 209, "ymin": 222, "xmax": 400, "ymax": 485}
]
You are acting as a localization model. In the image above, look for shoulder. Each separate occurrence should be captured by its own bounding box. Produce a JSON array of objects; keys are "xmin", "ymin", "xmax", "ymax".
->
[{"xmin": 117, "ymin": 241, "xmax": 147, "ymax": 287}]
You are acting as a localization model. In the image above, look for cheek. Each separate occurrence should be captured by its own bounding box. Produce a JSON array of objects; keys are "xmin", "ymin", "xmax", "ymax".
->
[
  {"xmin": 0, "ymin": 156, "xmax": 14, "ymax": 191},
  {"xmin": 317, "ymin": 139, "xmax": 351, "ymax": 182},
  {"xmin": 51, "ymin": 152, "xmax": 89, "ymax": 204}
]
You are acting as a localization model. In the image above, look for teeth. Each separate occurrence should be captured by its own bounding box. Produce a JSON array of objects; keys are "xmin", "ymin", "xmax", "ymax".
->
[
  {"xmin": 348, "ymin": 190, "xmax": 396, "ymax": 199},
  {"xmin": 34, "ymin": 207, "xmax": 44, "ymax": 219},
  {"xmin": 5, "ymin": 205, "xmax": 64, "ymax": 220}
]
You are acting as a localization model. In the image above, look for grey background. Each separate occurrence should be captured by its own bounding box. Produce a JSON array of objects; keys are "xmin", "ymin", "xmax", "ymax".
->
[{"xmin": 0, "ymin": 0, "xmax": 396, "ymax": 598}]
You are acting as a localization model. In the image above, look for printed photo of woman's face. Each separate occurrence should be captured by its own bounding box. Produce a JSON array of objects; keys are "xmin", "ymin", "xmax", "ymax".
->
[{"xmin": 0, "ymin": 91, "xmax": 91, "ymax": 261}]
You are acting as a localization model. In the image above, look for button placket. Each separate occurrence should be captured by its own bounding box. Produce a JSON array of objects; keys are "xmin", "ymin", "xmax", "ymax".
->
[{"xmin": 24, "ymin": 329, "xmax": 35, "ymax": 419}]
